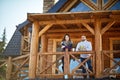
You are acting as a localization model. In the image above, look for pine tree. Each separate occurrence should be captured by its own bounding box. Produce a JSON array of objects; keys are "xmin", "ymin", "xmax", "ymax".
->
[{"xmin": 0, "ymin": 28, "xmax": 6, "ymax": 53}]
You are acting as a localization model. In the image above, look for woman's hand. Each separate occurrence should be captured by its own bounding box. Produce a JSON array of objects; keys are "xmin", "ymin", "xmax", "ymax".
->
[{"xmin": 61, "ymin": 46, "xmax": 65, "ymax": 49}]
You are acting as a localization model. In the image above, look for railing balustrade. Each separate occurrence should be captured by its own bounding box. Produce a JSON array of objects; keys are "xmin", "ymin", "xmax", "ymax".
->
[{"xmin": 0, "ymin": 50, "xmax": 120, "ymax": 79}]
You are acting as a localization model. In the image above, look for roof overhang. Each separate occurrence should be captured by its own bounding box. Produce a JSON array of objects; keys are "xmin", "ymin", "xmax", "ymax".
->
[{"xmin": 28, "ymin": 10, "xmax": 120, "ymax": 25}]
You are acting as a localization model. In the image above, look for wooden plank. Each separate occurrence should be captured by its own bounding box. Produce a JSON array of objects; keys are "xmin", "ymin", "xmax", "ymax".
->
[
  {"xmin": 38, "ymin": 51, "xmax": 95, "ymax": 55},
  {"xmin": 48, "ymin": 29, "xmax": 88, "ymax": 33},
  {"xmin": 39, "ymin": 24, "xmax": 53, "ymax": 37},
  {"xmin": 12, "ymin": 54, "xmax": 29, "ymax": 61},
  {"xmin": 94, "ymin": 19, "xmax": 102, "ymax": 78},
  {"xmin": 29, "ymin": 21, "xmax": 39, "ymax": 79},
  {"xmin": 110, "ymin": 15, "xmax": 120, "ymax": 19},
  {"xmin": 81, "ymin": 22, "xmax": 95, "ymax": 35},
  {"xmin": 39, "ymin": 19, "xmax": 95, "ymax": 25},
  {"xmin": 101, "ymin": 21, "xmax": 115, "ymax": 35},
  {"xmin": 38, "ymin": 18, "xmax": 119, "ymax": 25}
]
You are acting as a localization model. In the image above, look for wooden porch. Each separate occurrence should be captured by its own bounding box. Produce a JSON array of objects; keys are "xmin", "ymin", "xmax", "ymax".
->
[
  {"xmin": 1, "ymin": 10, "xmax": 120, "ymax": 79},
  {"xmin": 27, "ymin": 10, "xmax": 120, "ymax": 79}
]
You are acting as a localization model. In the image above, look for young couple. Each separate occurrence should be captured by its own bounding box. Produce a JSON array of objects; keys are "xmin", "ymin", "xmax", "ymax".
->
[{"xmin": 61, "ymin": 34, "xmax": 93, "ymax": 75}]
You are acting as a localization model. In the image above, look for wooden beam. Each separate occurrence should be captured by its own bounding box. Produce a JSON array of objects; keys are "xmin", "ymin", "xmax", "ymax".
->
[
  {"xmin": 94, "ymin": 19, "xmax": 102, "ymax": 78},
  {"xmin": 81, "ymin": 0, "xmax": 98, "ymax": 10},
  {"xmin": 12, "ymin": 54, "xmax": 29, "ymax": 61},
  {"xmin": 39, "ymin": 24, "xmax": 53, "ymax": 37},
  {"xmin": 76, "ymin": 23, "xmax": 82, "ymax": 28},
  {"xmin": 63, "ymin": 0, "xmax": 78, "ymax": 12},
  {"xmin": 103, "ymin": 0, "xmax": 118, "ymax": 10},
  {"xmin": 29, "ymin": 21, "xmax": 39, "ymax": 79},
  {"xmin": 110, "ymin": 15, "xmax": 120, "ymax": 19},
  {"xmin": 97, "ymin": 0, "xmax": 102, "ymax": 10},
  {"xmin": 48, "ymin": 29, "xmax": 88, "ymax": 33},
  {"xmin": 39, "ymin": 19, "xmax": 95, "ymax": 25},
  {"xmin": 36, "ymin": 18, "xmax": 119, "ymax": 26},
  {"xmin": 60, "ymin": 24, "xmax": 67, "ymax": 29},
  {"xmin": 81, "ymin": 22, "xmax": 95, "ymax": 35},
  {"xmin": 101, "ymin": 21, "xmax": 115, "ymax": 35}
]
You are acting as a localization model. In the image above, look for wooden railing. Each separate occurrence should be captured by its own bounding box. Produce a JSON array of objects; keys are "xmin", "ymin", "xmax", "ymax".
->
[
  {"xmin": 0, "ymin": 50, "xmax": 120, "ymax": 79},
  {"xmin": 37, "ymin": 50, "xmax": 95, "ymax": 78},
  {"xmin": 102, "ymin": 50, "xmax": 120, "ymax": 78},
  {"xmin": 0, "ymin": 54, "xmax": 29, "ymax": 80}
]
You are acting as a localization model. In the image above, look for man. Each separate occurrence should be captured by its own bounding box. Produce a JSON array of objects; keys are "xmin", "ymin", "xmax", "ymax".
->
[{"xmin": 76, "ymin": 35, "xmax": 93, "ymax": 74}]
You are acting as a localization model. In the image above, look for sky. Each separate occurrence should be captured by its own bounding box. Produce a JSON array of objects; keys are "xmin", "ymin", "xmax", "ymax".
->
[{"xmin": 0, "ymin": 0, "xmax": 43, "ymax": 43}]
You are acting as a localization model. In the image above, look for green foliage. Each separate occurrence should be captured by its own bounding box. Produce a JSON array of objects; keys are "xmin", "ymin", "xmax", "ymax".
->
[
  {"xmin": 0, "ymin": 28, "xmax": 6, "ymax": 79},
  {"xmin": 0, "ymin": 28, "xmax": 6, "ymax": 54},
  {"xmin": 0, "ymin": 28, "xmax": 6, "ymax": 53},
  {"xmin": 0, "ymin": 65, "xmax": 6, "ymax": 79}
]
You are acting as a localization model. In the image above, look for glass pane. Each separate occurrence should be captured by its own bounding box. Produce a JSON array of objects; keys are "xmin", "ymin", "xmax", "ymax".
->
[
  {"xmin": 70, "ymin": 2, "xmax": 92, "ymax": 12},
  {"xmin": 92, "ymin": 0, "xmax": 97, "ymax": 4},
  {"xmin": 109, "ymin": 1, "xmax": 120, "ymax": 10},
  {"xmin": 103, "ymin": 0, "xmax": 108, "ymax": 4}
]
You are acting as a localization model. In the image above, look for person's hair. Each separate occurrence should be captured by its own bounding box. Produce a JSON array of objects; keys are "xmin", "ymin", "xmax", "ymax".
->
[{"xmin": 62, "ymin": 34, "xmax": 71, "ymax": 41}]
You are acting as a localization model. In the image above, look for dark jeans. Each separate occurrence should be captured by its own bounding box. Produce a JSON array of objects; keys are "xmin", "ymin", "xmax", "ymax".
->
[
  {"xmin": 62, "ymin": 57, "xmax": 64, "ymax": 72},
  {"xmin": 62, "ymin": 56, "xmax": 71, "ymax": 72},
  {"xmin": 80, "ymin": 57, "xmax": 93, "ymax": 73}
]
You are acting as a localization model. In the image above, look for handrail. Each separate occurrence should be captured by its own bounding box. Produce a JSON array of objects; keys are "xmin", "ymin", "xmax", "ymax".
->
[
  {"xmin": 38, "ymin": 51, "xmax": 95, "ymax": 55},
  {"xmin": 102, "ymin": 50, "xmax": 120, "ymax": 53},
  {"xmin": 12, "ymin": 54, "xmax": 29, "ymax": 61}
]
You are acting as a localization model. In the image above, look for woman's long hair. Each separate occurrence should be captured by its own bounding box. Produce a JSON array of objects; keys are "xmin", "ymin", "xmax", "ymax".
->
[{"xmin": 62, "ymin": 34, "xmax": 71, "ymax": 41}]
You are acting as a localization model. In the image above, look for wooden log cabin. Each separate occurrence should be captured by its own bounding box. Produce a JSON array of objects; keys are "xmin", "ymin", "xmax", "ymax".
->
[{"xmin": 1, "ymin": 0, "xmax": 120, "ymax": 79}]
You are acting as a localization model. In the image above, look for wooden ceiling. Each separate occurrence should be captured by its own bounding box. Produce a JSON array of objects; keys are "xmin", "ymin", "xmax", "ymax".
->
[{"xmin": 28, "ymin": 10, "xmax": 120, "ymax": 36}]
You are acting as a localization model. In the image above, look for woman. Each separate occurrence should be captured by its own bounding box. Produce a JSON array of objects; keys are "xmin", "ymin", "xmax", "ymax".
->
[{"xmin": 61, "ymin": 34, "xmax": 73, "ymax": 72}]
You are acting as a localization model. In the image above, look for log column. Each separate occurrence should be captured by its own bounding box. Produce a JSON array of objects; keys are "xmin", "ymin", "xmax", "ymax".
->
[
  {"xmin": 6, "ymin": 56, "xmax": 12, "ymax": 80},
  {"xmin": 95, "ymin": 19, "xmax": 102, "ymax": 78},
  {"xmin": 64, "ymin": 49, "xmax": 70, "ymax": 74},
  {"xmin": 29, "ymin": 21, "xmax": 39, "ymax": 79},
  {"xmin": 40, "ymin": 34, "xmax": 48, "ymax": 74}
]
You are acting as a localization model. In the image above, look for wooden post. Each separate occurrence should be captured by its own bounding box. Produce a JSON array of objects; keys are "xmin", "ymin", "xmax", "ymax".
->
[
  {"xmin": 95, "ymin": 19, "xmax": 102, "ymax": 78},
  {"xmin": 6, "ymin": 56, "xmax": 12, "ymax": 80},
  {"xmin": 29, "ymin": 21, "xmax": 39, "ymax": 79},
  {"xmin": 64, "ymin": 49, "xmax": 70, "ymax": 74},
  {"xmin": 40, "ymin": 34, "xmax": 47, "ymax": 74},
  {"xmin": 52, "ymin": 39, "xmax": 57, "ymax": 74}
]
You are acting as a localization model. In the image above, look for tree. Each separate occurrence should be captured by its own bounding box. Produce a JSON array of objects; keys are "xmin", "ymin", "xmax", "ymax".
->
[
  {"xmin": 0, "ymin": 28, "xmax": 6, "ymax": 80},
  {"xmin": 0, "ymin": 28, "xmax": 6, "ymax": 53}
]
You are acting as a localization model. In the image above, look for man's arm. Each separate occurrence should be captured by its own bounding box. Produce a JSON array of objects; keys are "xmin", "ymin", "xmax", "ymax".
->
[
  {"xmin": 76, "ymin": 43, "xmax": 80, "ymax": 51},
  {"xmin": 86, "ymin": 42, "xmax": 92, "ymax": 51}
]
